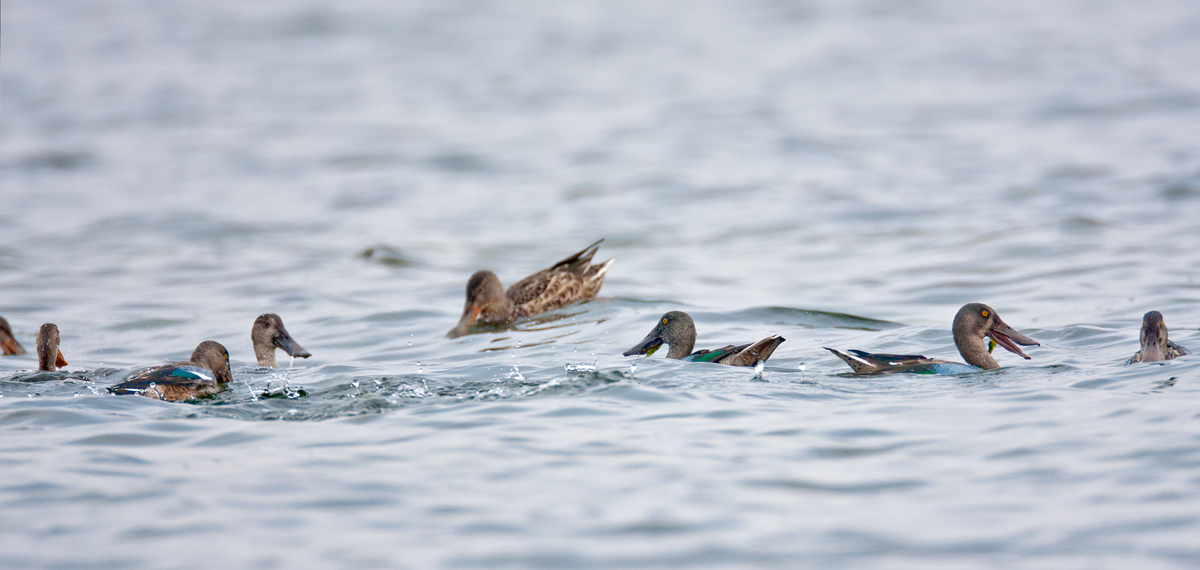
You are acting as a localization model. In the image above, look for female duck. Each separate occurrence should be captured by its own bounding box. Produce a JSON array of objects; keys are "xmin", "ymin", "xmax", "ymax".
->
[
  {"xmin": 36, "ymin": 323, "xmax": 69, "ymax": 371},
  {"xmin": 623, "ymin": 311, "xmax": 785, "ymax": 367},
  {"xmin": 826, "ymin": 303, "xmax": 1039, "ymax": 374},
  {"xmin": 252, "ymin": 313, "xmax": 311, "ymax": 367},
  {"xmin": 448, "ymin": 239, "xmax": 615, "ymax": 338},
  {"xmin": 1128, "ymin": 311, "xmax": 1188, "ymax": 363},
  {"xmin": 1, "ymin": 316, "xmax": 27, "ymax": 356},
  {"xmin": 108, "ymin": 341, "xmax": 232, "ymax": 401}
]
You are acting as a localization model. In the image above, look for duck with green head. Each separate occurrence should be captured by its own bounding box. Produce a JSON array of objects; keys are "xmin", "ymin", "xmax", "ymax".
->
[
  {"xmin": 826, "ymin": 303, "xmax": 1039, "ymax": 374},
  {"xmin": 623, "ymin": 311, "xmax": 785, "ymax": 367},
  {"xmin": 108, "ymin": 341, "xmax": 233, "ymax": 401},
  {"xmin": 1127, "ymin": 311, "xmax": 1188, "ymax": 363},
  {"xmin": 448, "ymin": 239, "xmax": 615, "ymax": 338}
]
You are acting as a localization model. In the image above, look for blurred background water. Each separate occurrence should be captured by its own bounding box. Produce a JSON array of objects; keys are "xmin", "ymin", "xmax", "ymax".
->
[{"xmin": 2, "ymin": 0, "xmax": 1199, "ymax": 568}]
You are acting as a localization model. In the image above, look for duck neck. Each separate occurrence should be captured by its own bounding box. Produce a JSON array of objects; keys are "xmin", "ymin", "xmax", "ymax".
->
[
  {"xmin": 255, "ymin": 343, "xmax": 278, "ymax": 368},
  {"xmin": 666, "ymin": 329, "xmax": 696, "ymax": 360},
  {"xmin": 953, "ymin": 326, "xmax": 999, "ymax": 370},
  {"xmin": 38, "ymin": 345, "xmax": 57, "ymax": 372},
  {"xmin": 481, "ymin": 297, "xmax": 518, "ymax": 322}
]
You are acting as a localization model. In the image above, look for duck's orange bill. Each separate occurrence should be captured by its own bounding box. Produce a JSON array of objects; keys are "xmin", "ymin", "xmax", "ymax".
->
[
  {"xmin": 55, "ymin": 349, "xmax": 69, "ymax": 368},
  {"xmin": 2, "ymin": 338, "xmax": 25, "ymax": 356}
]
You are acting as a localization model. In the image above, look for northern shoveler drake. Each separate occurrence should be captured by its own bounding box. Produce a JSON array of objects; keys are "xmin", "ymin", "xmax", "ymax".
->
[
  {"xmin": 36, "ymin": 323, "xmax": 68, "ymax": 372},
  {"xmin": 1, "ymin": 316, "xmax": 27, "ymax": 356},
  {"xmin": 826, "ymin": 303, "xmax": 1039, "ymax": 374},
  {"xmin": 108, "ymin": 341, "xmax": 232, "ymax": 401},
  {"xmin": 252, "ymin": 313, "xmax": 311, "ymax": 367},
  {"xmin": 1127, "ymin": 311, "xmax": 1188, "ymax": 363},
  {"xmin": 623, "ymin": 311, "xmax": 785, "ymax": 367},
  {"xmin": 448, "ymin": 239, "xmax": 615, "ymax": 338}
]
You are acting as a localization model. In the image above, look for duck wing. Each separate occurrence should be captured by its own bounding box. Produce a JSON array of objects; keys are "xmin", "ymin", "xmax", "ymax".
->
[
  {"xmin": 505, "ymin": 240, "xmax": 614, "ymax": 318},
  {"xmin": 826, "ymin": 348, "xmax": 965, "ymax": 375},
  {"xmin": 1166, "ymin": 340, "xmax": 1189, "ymax": 359},
  {"xmin": 108, "ymin": 364, "xmax": 220, "ymax": 401},
  {"xmin": 687, "ymin": 336, "xmax": 785, "ymax": 367}
]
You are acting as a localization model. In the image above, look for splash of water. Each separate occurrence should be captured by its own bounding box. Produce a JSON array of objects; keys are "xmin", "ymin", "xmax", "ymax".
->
[
  {"xmin": 564, "ymin": 362, "xmax": 596, "ymax": 373},
  {"xmin": 243, "ymin": 379, "xmax": 260, "ymax": 401}
]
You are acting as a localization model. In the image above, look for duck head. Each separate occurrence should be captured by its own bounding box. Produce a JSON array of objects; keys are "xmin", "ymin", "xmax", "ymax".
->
[
  {"xmin": 191, "ymin": 340, "xmax": 233, "ymax": 383},
  {"xmin": 1137, "ymin": 310, "xmax": 1170, "ymax": 362},
  {"xmin": 1, "ymin": 316, "xmax": 27, "ymax": 356},
  {"xmin": 447, "ymin": 270, "xmax": 513, "ymax": 338},
  {"xmin": 36, "ymin": 323, "xmax": 68, "ymax": 372},
  {"xmin": 623, "ymin": 311, "xmax": 698, "ymax": 360},
  {"xmin": 952, "ymin": 303, "xmax": 1039, "ymax": 370},
  {"xmin": 252, "ymin": 313, "xmax": 311, "ymax": 368}
]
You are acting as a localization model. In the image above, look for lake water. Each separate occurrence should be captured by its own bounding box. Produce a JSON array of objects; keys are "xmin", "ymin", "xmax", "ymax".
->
[{"xmin": 2, "ymin": 0, "xmax": 1199, "ymax": 568}]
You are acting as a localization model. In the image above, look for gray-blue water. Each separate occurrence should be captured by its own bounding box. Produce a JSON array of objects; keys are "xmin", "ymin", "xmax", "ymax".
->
[{"xmin": 3, "ymin": 0, "xmax": 1200, "ymax": 568}]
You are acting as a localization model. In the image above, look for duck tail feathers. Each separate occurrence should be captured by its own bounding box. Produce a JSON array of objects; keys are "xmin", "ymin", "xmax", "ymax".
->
[
  {"xmin": 824, "ymin": 347, "xmax": 875, "ymax": 374},
  {"xmin": 551, "ymin": 238, "xmax": 605, "ymax": 272}
]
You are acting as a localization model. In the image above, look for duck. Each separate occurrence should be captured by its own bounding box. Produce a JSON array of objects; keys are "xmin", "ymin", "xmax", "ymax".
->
[
  {"xmin": 108, "ymin": 341, "xmax": 232, "ymax": 401},
  {"xmin": 448, "ymin": 239, "xmax": 615, "ymax": 338},
  {"xmin": 1127, "ymin": 311, "xmax": 1188, "ymax": 363},
  {"xmin": 825, "ymin": 303, "xmax": 1039, "ymax": 374},
  {"xmin": 36, "ymin": 323, "xmax": 68, "ymax": 372},
  {"xmin": 252, "ymin": 313, "xmax": 311, "ymax": 367},
  {"xmin": 1, "ymin": 316, "xmax": 27, "ymax": 356},
  {"xmin": 623, "ymin": 311, "xmax": 785, "ymax": 367}
]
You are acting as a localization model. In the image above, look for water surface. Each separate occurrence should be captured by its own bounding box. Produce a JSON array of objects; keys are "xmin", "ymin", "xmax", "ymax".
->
[{"xmin": 2, "ymin": 0, "xmax": 1199, "ymax": 568}]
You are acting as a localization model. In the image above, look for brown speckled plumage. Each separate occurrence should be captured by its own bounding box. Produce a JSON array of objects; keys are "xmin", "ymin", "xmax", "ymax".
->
[{"xmin": 448, "ymin": 239, "xmax": 614, "ymax": 337}]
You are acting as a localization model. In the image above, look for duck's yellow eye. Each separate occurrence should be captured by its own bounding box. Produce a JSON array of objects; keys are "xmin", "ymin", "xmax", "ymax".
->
[
  {"xmin": 981, "ymin": 310, "xmax": 989, "ymax": 317},
  {"xmin": 662, "ymin": 318, "xmax": 668, "ymax": 324}
]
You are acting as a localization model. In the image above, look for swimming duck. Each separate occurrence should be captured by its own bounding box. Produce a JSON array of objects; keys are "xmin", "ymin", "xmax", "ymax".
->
[
  {"xmin": 1127, "ymin": 311, "xmax": 1188, "ymax": 363},
  {"xmin": 1, "ymin": 316, "xmax": 27, "ymax": 356},
  {"xmin": 36, "ymin": 323, "xmax": 68, "ymax": 372},
  {"xmin": 825, "ymin": 303, "xmax": 1039, "ymax": 374},
  {"xmin": 108, "ymin": 341, "xmax": 232, "ymax": 401},
  {"xmin": 448, "ymin": 239, "xmax": 615, "ymax": 338},
  {"xmin": 252, "ymin": 313, "xmax": 311, "ymax": 367},
  {"xmin": 623, "ymin": 311, "xmax": 785, "ymax": 367}
]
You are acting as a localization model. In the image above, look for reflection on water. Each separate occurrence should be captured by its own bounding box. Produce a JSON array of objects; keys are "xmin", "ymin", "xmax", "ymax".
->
[{"xmin": 3, "ymin": 0, "xmax": 1200, "ymax": 567}]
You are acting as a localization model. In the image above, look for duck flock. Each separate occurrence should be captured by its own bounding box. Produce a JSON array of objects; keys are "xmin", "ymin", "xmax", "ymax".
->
[{"xmin": 0, "ymin": 239, "xmax": 1189, "ymax": 402}]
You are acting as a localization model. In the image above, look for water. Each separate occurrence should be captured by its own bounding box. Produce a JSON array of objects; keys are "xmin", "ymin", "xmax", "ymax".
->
[{"xmin": 2, "ymin": 0, "xmax": 1200, "ymax": 567}]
